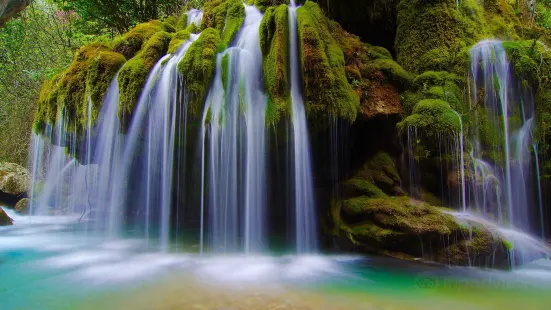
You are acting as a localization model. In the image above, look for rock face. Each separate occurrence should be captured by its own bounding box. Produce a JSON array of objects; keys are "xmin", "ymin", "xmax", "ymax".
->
[
  {"xmin": 0, "ymin": 0, "xmax": 30, "ymax": 28},
  {"xmin": 0, "ymin": 162, "xmax": 30, "ymax": 196},
  {"xmin": 0, "ymin": 207, "xmax": 13, "ymax": 226},
  {"xmin": 14, "ymin": 197, "xmax": 29, "ymax": 214}
]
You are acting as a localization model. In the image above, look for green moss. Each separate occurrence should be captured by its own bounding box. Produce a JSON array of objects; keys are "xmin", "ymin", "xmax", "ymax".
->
[
  {"xmin": 396, "ymin": 0, "xmax": 486, "ymax": 73},
  {"xmin": 177, "ymin": 13, "xmax": 189, "ymax": 31},
  {"xmin": 221, "ymin": 53, "xmax": 230, "ymax": 90},
  {"xmin": 167, "ymin": 26, "xmax": 196, "ymax": 54},
  {"xmin": 297, "ymin": 1, "xmax": 359, "ymax": 121},
  {"xmin": 259, "ymin": 4, "xmax": 290, "ymax": 124},
  {"xmin": 398, "ymin": 99, "xmax": 461, "ymax": 138},
  {"xmin": 178, "ymin": 28, "xmax": 222, "ymax": 116},
  {"xmin": 113, "ymin": 20, "xmax": 168, "ymax": 59},
  {"xmin": 362, "ymin": 58, "xmax": 414, "ymax": 90},
  {"xmin": 202, "ymin": 0, "xmax": 245, "ymax": 46},
  {"xmin": 341, "ymin": 196, "xmax": 459, "ymax": 236},
  {"xmin": 34, "ymin": 43, "xmax": 126, "ymax": 134},
  {"xmin": 254, "ymin": 0, "xmax": 289, "ymax": 12},
  {"xmin": 118, "ymin": 31, "xmax": 173, "ymax": 127}
]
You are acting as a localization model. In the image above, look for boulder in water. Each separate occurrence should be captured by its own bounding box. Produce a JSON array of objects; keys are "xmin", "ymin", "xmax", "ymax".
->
[
  {"xmin": 14, "ymin": 198, "xmax": 30, "ymax": 215},
  {"xmin": 0, "ymin": 207, "xmax": 13, "ymax": 226},
  {"xmin": 0, "ymin": 162, "xmax": 30, "ymax": 196}
]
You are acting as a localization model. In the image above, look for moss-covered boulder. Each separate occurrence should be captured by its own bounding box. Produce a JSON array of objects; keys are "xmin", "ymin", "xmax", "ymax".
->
[
  {"xmin": 342, "ymin": 152, "xmax": 403, "ymax": 198},
  {"xmin": 260, "ymin": 4, "xmax": 290, "ymax": 124},
  {"xmin": 297, "ymin": 1, "xmax": 360, "ymax": 121},
  {"xmin": 118, "ymin": 31, "xmax": 173, "ymax": 127},
  {"xmin": 202, "ymin": 0, "xmax": 245, "ymax": 46},
  {"xmin": 113, "ymin": 20, "xmax": 172, "ymax": 59},
  {"xmin": 0, "ymin": 207, "xmax": 13, "ymax": 226},
  {"xmin": 34, "ymin": 43, "xmax": 126, "ymax": 134},
  {"xmin": 14, "ymin": 198, "xmax": 30, "ymax": 215},
  {"xmin": 168, "ymin": 24, "xmax": 198, "ymax": 54},
  {"xmin": 254, "ymin": 0, "xmax": 290, "ymax": 12},
  {"xmin": 0, "ymin": 162, "xmax": 30, "ymax": 196},
  {"xmin": 398, "ymin": 99, "xmax": 461, "ymax": 139},
  {"xmin": 178, "ymin": 28, "xmax": 222, "ymax": 116},
  {"xmin": 332, "ymin": 196, "xmax": 510, "ymax": 268}
]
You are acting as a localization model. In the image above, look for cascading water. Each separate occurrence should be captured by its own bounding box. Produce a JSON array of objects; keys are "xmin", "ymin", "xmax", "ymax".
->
[
  {"xmin": 26, "ymin": 4, "xmax": 321, "ymax": 255},
  {"xmin": 187, "ymin": 9, "xmax": 203, "ymax": 27},
  {"xmin": 289, "ymin": 1, "xmax": 318, "ymax": 253},
  {"xmin": 199, "ymin": 5, "xmax": 268, "ymax": 253},
  {"xmin": 469, "ymin": 40, "xmax": 540, "ymax": 235}
]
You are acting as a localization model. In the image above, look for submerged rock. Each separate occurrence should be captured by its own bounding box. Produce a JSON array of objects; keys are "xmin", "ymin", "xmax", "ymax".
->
[
  {"xmin": 0, "ymin": 207, "xmax": 13, "ymax": 226},
  {"xmin": 14, "ymin": 198, "xmax": 29, "ymax": 215},
  {"xmin": 0, "ymin": 162, "xmax": 30, "ymax": 196}
]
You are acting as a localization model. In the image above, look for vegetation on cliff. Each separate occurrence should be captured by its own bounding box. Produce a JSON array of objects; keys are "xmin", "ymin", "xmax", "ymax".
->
[{"xmin": 178, "ymin": 27, "xmax": 222, "ymax": 116}]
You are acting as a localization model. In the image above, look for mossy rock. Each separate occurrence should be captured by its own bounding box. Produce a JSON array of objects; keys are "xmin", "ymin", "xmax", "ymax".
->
[
  {"xmin": 178, "ymin": 28, "xmax": 222, "ymax": 116},
  {"xmin": 113, "ymin": 20, "xmax": 171, "ymax": 59},
  {"xmin": 0, "ymin": 163, "xmax": 31, "ymax": 196},
  {"xmin": 260, "ymin": 4, "xmax": 290, "ymax": 124},
  {"xmin": 15, "ymin": 198, "xmax": 30, "ymax": 215},
  {"xmin": 362, "ymin": 58, "xmax": 414, "ymax": 90},
  {"xmin": 118, "ymin": 31, "xmax": 173, "ymax": 128},
  {"xmin": 297, "ymin": 1, "xmax": 359, "ymax": 121},
  {"xmin": 254, "ymin": 0, "xmax": 290, "ymax": 12},
  {"xmin": 0, "ymin": 207, "xmax": 13, "ymax": 226},
  {"xmin": 398, "ymin": 99, "xmax": 461, "ymax": 139},
  {"xmin": 343, "ymin": 152, "xmax": 402, "ymax": 198},
  {"xmin": 167, "ymin": 24, "xmax": 198, "ymax": 54},
  {"xmin": 202, "ymin": 0, "xmax": 245, "ymax": 46},
  {"xmin": 331, "ymin": 195, "xmax": 510, "ymax": 267},
  {"xmin": 396, "ymin": 0, "xmax": 486, "ymax": 73},
  {"xmin": 34, "ymin": 43, "xmax": 126, "ymax": 134}
]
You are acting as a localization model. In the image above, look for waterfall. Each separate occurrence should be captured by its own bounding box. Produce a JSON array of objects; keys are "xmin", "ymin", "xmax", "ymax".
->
[
  {"xmin": 187, "ymin": 9, "xmax": 203, "ymax": 27},
  {"xmin": 200, "ymin": 5, "xmax": 268, "ymax": 253},
  {"xmin": 289, "ymin": 2, "xmax": 318, "ymax": 253},
  {"xmin": 468, "ymin": 40, "xmax": 539, "ymax": 234}
]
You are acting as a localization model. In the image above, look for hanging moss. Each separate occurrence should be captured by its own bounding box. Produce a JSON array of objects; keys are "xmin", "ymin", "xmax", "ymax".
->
[
  {"xmin": 259, "ymin": 4, "xmax": 290, "ymax": 124},
  {"xmin": 86, "ymin": 51, "xmax": 127, "ymax": 121},
  {"xmin": 221, "ymin": 53, "xmax": 230, "ymax": 90},
  {"xmin": 178, "ymin": 28, "xmax": 222, "ymax": 116},
  {"xmin": 395, "ymin": 0, "xmax": 486, "ymax": 73},
  {"xmin": 296, "ymin": 1, "xmax": 359, "ymax": 121},
  {"xmin": 202, "ymin": 0, "xmax": 245, "ymax": 46},
  {"xmin": 34, "ymin": 43, "xmax": 126, "ymax": 134},
  {"xmin": 177, "ymin": 12, "xmax": 189, "ymax": 31},
  {"xmin": 118, "ymin": 31, "xmax": 173, "ymax": 128},
  {"xmin": 254, "ymin": 0, "xmax": 289, "ymax": 12},
  {"xmin": 113, "ymin": 20, "xmax": 171, "ymax": 59}
]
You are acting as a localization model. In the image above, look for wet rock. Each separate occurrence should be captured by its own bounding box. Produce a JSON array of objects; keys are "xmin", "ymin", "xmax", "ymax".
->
[
  {"xmin": 14, "ymin": 197, "xmax": 29, "ymax": 215},
  {"xmin": 0, "ymin": 207, "xmax": 13, "ymax": 226}
]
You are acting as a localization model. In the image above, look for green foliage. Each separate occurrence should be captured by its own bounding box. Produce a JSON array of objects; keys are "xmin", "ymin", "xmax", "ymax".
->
[
  {"xmin": 51, "ymin": 0, "xmax": 190, "ymax": 34},
  {"xmin": 296, "ymin": 1, "xmax": 359, "ymax": 121},
  {"xmin": 178, "ymin": 27, "xmax": 222, "ymax": 115},
  {"xmin": 0, "ymin": 2, "xmax": 100, "ymax": 165},
  {"xmin": 118, "ymin": 31, "xmax": 172, "ymax": 127},
  {"xmin": 259, "ymin": 4, "xmax": 290, "ymax": 124}
]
